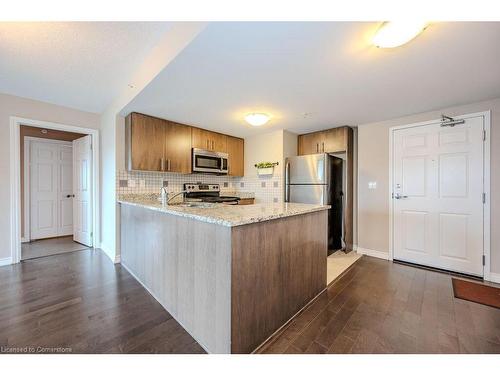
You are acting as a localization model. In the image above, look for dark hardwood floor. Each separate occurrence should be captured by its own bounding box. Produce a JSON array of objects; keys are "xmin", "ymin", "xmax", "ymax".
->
[
  {"xmin": 0, "ymin": 249, "xmax": 205, "ymax": 354},
  {"xmin": 2, "ymin": 250, "xmax": 499, "ymax": 354},
  {"xmin": 258, "ymin": 256, "xmax": 500, "ymax": 354}
]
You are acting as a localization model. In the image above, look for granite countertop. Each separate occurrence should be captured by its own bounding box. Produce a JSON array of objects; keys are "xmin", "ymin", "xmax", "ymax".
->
[{"xmin": 117, "ymin": 194, "xmax": 329, "ymax": 227}]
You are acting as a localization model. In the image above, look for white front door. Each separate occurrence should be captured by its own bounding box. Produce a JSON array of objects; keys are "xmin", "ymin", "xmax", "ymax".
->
[
  {"xmin": 392, "ymin": 115, "xmax": 485, "ymax": 276},
  {"xmin": 30, "ymin": 140, "xmax": 73, "ymax": 240},
  {"xmin": 73, "ymin": 135, "xmax": 93, "ymax": 247}
]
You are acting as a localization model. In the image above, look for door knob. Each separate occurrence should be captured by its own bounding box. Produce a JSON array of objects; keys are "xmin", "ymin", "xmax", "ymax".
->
[{"xmin": 394, "ymin": 193, "xmax": 408, "ymax": 199}]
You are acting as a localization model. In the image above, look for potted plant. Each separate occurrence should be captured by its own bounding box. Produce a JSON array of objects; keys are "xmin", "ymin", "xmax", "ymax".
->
[{"xmin": 255, "ymin": 161, "xmax": 279, "ymax": 176}]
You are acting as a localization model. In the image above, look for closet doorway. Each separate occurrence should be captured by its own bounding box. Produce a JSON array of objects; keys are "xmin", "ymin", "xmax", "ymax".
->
[{"xmin": 21, "ymin": 125, "xmax": 93, "ymax": 260}]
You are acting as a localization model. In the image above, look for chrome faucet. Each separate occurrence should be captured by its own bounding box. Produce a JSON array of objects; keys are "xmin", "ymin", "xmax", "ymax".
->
[{"xmin": 160, "ymin": 188, "xmax": 188, "ymax": 205}]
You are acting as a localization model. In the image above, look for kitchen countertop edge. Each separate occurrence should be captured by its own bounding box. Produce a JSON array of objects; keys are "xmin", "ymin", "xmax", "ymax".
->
[{"xmin": 117, "ymin": 198, "xmax": 330, "ymax": 227}]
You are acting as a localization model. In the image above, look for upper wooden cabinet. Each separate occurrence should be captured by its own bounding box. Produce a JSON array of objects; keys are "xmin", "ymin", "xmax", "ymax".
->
[
  {"xmin": 164, "ymin": 120, "xmax": 192, "ymax": 174},
  {"xmin": 126, "ymin": 113, "xmax": 192, "ymax": 173},
  {"xmin": 298, "ymin": 126, "xmax": 351, "ymax": 155},
  {"xmin": 226, "ymin": 136, "xmax": 244, "ymax": 177},
  {"xmin": 126, "ymin": 113, "xmax": 166, "ymax": 171},
  {"xmin": 192, "ymin": 127, "xmax": 227, "ymax": 153},
  {"xmin": 125, "ymin": 112, "xmax": 244, "ymax": 176}
]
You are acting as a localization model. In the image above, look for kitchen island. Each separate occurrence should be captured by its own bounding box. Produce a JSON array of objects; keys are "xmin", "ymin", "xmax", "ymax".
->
[{"xmin": 118, "ymin": 195, "xmax": 329, "ymax": 353}]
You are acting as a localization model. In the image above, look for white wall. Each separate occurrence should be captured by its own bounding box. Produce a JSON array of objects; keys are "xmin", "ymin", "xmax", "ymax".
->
[
  {"xmin": 243, "ymin": 129, "xmax": 298, "ymax": 203},
  {"xmin": 357, "ymin": 97, "xmax": 500, "ymax": 273},
  {"xmin": 0, "ymin": 93, "xmax": 100, "ymax": 262}
]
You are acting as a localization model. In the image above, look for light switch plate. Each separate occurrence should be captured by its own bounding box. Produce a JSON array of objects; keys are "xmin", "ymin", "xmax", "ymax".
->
[
  {"xmin": 128, "ymin": 179, "xmax": 136, "ymax": 188},
  {"xmin": 368, "ymin": 181, "xmax": 377, "ymax": 189},
  {"xmin": 139, "ymin": 179, "xmax": 145, "ymax": 188}
]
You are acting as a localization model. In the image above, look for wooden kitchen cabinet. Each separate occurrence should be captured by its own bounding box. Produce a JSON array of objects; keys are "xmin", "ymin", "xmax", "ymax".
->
[
  {"xmin": 126, "ymin": 112, "xmax": 244, "ymax": 175},
  {"xmin": 126, "ymin": 112, "xmax": 166, "ymax": 171},
  {"xmin": 164, "ymin": 120, "xmax": 192, "ymax": 174},
  {"xmin": 226, "ymin": 136, "xmax": 244, "ymax": 177},
  {"xmin": 126, "ymin": 113, "xmax": 192, "ymax": 173},
  {"xmin": 298, "ymin": 131, "xmax": 325, "ymax": 155},
  {"xmin": 298, "ymin": 126, "xmax": 351, "ymax": 155},
  {"xmin": 192, "ymin": 127, "xmax": 227, "ymax": 153},
  {"xmin": 323, "ymin": 127, "xmax": 348, "ymax": 153}
]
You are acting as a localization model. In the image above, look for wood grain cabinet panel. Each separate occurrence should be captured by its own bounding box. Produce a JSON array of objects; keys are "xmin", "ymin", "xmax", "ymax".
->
[
  {"xmin": 126, "ymin": 113, "xmax": 165, "ymax": 171},
  {"xmin": 298, "ymin": 132, "xmax": 323, "ymax": 155},
  {"xmin": 164, "ymin": 121, "xmax": 192, "ymax": 174},
  {"xmin": 323, "ymin": 127, "xmax": 347, "ymax": 153},
  {"xmin": 126, "ymin": 112, "xmax": 243, "ymax": 174},
  {"xmin": 226, "ymin": 136, "xmax": 244, "ymax": 177},
  {"xmin": 192, "ymin": 127, "xmax": 227, "ymax": 153}
]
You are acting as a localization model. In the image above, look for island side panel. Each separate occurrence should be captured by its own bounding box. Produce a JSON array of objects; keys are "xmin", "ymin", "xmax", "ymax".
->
[
  {"xmin": 230, "ymin": 210, "xmax": 328, "ymax": 353},
  {"xmin": 120, "ymin": 204, "xmax": 232, "ymax": 353}
]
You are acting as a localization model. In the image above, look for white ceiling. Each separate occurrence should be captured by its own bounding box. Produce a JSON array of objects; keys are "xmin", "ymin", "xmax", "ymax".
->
[
  {"xmin": 0, "ymin": 22, "xmax": 172, "ymax": 113},
  {"xmin": 122, "ymin": 22, "xmax": 500, "ymax": 137}
]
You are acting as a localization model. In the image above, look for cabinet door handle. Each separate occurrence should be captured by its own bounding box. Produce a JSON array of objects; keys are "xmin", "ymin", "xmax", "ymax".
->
[
  {"xmin": 167, "ymin": 159, "xmax": 171, "ymax": 171},
  {"xmin": 161, "ymin": 158, "xmax": 165, "ymax": 171},
  {"xmin": 322, "ymin": 142, "xmax": 325, "ymax": 152},
  {"xmin": 316, "ymin": 143, "xmax": 319, "ymax": 153},
  {"xmin": 212, "ymin": 140, "xmax": 214, "ymax": 150}
]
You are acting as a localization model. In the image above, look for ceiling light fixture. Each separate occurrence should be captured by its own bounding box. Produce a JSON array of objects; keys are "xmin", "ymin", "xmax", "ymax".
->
[
  {"xmin": 245, "ymin": 113, "xmax": 270, "ymax": 127},
  {"xmin": 372, "ymin": 21, "xmax": 428, "ymax": 48}
]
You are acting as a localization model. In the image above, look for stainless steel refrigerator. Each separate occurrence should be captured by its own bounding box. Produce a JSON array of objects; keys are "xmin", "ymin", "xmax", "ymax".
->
[{"xmin": 285, "ymin": 153, "xmax": 345, "ymax": 252}]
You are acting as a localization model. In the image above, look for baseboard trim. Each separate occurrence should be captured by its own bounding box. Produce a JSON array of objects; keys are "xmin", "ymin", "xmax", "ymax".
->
[
  {"xmin": 99, "ymin": 242, "xmax": 120, "ymax": 264},
  {"xmin": 356, "ymin": 247, "xmax": 390, "ymax": 260},
  {"xmin": 489, "ymin": 272, "xmax": 500, "ymax": 284},
  {"xmin": 0, "ymin": 257, "xmax": 13, "ymax": 267}
]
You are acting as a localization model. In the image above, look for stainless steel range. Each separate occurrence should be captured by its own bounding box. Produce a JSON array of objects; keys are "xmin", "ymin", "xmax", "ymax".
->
[{"xmin": 184, "ymin": 183, "xmax": 240, "ymax": 205}]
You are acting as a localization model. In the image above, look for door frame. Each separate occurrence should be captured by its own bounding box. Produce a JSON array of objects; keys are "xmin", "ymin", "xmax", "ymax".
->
[
  {"xmin": 23, "ymin": 137, "xmax": 73, "ymax": 243},
  {"xmin": 388, "ymin": 111, "xmax": 491, "ymax": 281},
  {"xmin": 10, "ymin": 116, "xmax": 100, "ymax": 264}
]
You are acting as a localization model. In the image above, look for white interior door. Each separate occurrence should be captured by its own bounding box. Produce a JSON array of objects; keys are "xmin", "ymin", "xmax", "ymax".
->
[
  {"xmin": 73, "ymin": 135, "xmax": 93, "ymax": 247},
  {"xmin": 30, "ymin": 140, "xmax": 73, "ymax": 240},
  {"xmin": 392, "ymin": 116, "xmax": 485, "ymax": 276},
  {"xmin": 59, "ymin": 145, "xmax": 74, "ymax": 236}
]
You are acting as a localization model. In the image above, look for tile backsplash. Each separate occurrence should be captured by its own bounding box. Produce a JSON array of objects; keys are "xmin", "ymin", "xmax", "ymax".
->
[{"xmin": 117, "ymin": 169, "xmax": 283, "ymax": 204}]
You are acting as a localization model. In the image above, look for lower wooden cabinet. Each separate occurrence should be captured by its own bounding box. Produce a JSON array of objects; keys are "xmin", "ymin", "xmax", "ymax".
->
[{"xmin": 237, "ymin": 198, "xmax": 254, "ymax": 205}]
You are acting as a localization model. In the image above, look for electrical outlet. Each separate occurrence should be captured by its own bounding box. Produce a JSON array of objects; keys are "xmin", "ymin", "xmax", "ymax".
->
[
  {"xmin": 128, "ymin": 179, "xmax": 136, "ymax": 188},
  {"xmin": 139, "ymin": 179, "xmax": 145, "ymax": 188}
]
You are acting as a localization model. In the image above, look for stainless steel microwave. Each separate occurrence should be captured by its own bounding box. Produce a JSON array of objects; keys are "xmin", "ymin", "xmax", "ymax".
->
[{"xmin": 192, "ymin": 148, "xmax": 228, "ymax": 174}]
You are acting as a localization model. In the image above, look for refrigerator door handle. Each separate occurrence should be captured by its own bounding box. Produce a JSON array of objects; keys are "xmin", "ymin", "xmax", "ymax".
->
[{"xmin": 285, "ymin": 161, "xmax": 290, "ymax": 202}]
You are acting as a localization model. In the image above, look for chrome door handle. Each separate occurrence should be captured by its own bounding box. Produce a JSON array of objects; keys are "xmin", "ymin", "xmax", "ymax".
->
[
  {"xmin": 394, "ymin": 193, "xmax": 409, "ymax": 199},
  {"xmin": 161, "ymin": 158, "xmax": 165, "ymax": 171},
  {"xmin": 167, "ymin": 159, "xmax": 171, "ymax": 171}
]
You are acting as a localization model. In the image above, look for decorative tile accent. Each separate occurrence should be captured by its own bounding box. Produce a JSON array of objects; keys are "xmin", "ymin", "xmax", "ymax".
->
[{"xmin": 119, "ymin": 180, "xmax": 128, "ymax": 187}]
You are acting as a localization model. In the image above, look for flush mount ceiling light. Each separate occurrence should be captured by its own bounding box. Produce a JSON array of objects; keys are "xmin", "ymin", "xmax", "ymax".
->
[
  {"xmin": 245, "ymin": 113, "xmax": 270, "ymax": 127},
  {"xmin": 372, "ymin": 21, "xmax": 428, "ymax": 48}
]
